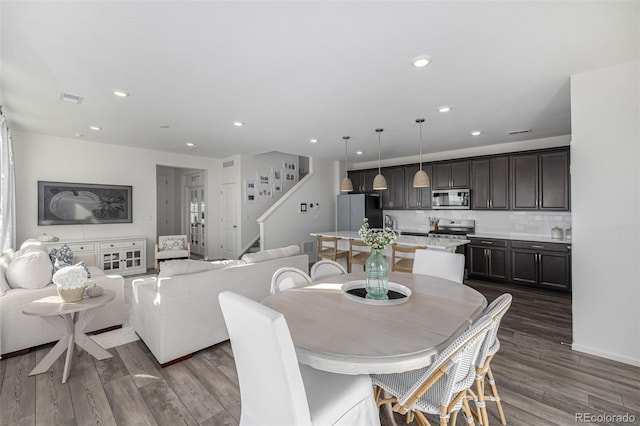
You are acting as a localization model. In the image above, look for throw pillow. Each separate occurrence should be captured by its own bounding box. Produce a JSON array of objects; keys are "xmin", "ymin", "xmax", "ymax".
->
[
  {"xmin": 19, "ymin": 239, "xmax": 47, "ymax": 252},
  {"xmin": 6, "ymin": 250, "xmax": 53, "ymax": 289},
  {"xmin": 49, "ymin": 244, "xmax": 73, "ymax": 266},
  {"xmin": 0, "ymin": 250, "xmax": 14, "ymax": 296},
  {"xmin": 161, "ymin": 237, "xmax": 185, "ymax": 251},
  {"xmin": 53, "ymin": 258, "xmax": 91, "ymax": 278}
]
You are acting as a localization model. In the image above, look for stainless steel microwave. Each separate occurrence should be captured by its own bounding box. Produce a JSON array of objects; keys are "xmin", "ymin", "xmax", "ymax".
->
[{"xmin": 432, "ymin": 189, "xmax": 470, "ymax": 209}]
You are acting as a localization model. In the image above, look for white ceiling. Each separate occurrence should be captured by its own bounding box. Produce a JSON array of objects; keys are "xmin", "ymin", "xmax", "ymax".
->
[{"xmin": 1, "ymin": 1, "xmax": 638, "ymax": 162}]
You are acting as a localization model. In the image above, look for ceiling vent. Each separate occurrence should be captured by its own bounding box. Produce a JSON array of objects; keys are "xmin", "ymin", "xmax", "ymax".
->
[
  {"xmin": 508, "ymin": 129, "xmax": 531, "ymax": 135},
  {"xmin": 223, "ymin": 160, "xmax": 235, "ymax": 168},
  {"xmin": 60, "ymin": 92, "xmax": 83, "ymax": 104}
]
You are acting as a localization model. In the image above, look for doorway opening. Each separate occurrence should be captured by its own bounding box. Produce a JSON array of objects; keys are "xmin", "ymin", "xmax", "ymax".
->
[{"xmin": 156, "ymin": 165, "xmax": 207, "ymax": 260}]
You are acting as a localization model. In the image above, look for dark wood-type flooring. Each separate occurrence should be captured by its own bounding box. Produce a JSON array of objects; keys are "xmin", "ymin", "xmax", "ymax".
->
[{"xmin": 1, "ymin": 279, "xmax": 639, "ymax": 425}]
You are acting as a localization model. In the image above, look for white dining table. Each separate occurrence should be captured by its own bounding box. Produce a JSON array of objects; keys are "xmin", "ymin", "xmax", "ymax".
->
[{"xmin": 262, "ymin": 271, "xmax": 487, "ymax": 375}]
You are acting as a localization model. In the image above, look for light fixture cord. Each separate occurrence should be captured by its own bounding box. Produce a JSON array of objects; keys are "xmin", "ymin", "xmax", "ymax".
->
[
  {"xmin": 344, "ymin": 137, "xmax": 349, "ymax": 178},
  {"xmin": 419, "ymin": 121, "xmax": 423, "ymax": 171},
  {"xmin": 378, "ymin": 132, "xmax": 382, "ymax": 174}
]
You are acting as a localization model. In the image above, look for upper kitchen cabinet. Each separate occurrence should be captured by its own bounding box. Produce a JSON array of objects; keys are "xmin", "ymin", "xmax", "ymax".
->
[
  {"xmin": 433, "ymin": 161, "xmax": 470, "ymax": 190},
  {"xmin": 380, "ymin": 167, "xmax": 405, "ymax": 209},
  {"xmin": 404, "ymin": 164, "xmax": 432, "ymax": 209},
  {"xmin": 471, "ymin": 156, "xmax": 509, "ymax": 210},
  {"xmin": 511, "ymin": 148, "xmax": 570, "ymax": 211},
  {"xmin": 348, "ymin": 169, "xmax": 378, "ymax": 193}
]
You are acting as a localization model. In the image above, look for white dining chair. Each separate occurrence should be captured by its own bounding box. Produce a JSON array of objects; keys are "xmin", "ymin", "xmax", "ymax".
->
[
  {"xmin": 412, "ymin": 249, "xmax": 465, "ymax": 284},
  {"xmin": 270, "ymin": 267, "xmax": 312, "ymax": 294},
  {"xmin": 372, "ymin": 313, "xmax": 493, "ymax": 426},
  {"xmin": 310, "ymin": 259, "xmax": 347, "ymax": 281},
  {"xmin": 468, "ymin": 293, "xmax": 512, "ymax": 426},
  {"xmin": 218, "ymin": 291, "xmax": 380, "ymax": 426}
]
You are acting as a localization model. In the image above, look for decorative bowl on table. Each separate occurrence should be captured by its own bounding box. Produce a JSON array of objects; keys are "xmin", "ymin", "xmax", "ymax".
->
[{"xmin": 341, "ymin": 280, "xmax": 412, "ymax": 306}]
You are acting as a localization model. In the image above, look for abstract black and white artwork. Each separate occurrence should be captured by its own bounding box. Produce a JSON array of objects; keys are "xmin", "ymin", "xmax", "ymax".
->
[{"xmin": 38, "ymin": 181, "xmax": 132, "ymax": 225}]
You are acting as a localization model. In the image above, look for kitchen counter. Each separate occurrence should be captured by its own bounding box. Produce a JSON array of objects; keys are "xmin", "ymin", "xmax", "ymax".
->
[
  {"xmin": 468, "ymin": 232, "xmax": 572, "ymax": 244},
  {"xmin": 310, "ymin": 231, "xmax": 469, "ymax": 252}
]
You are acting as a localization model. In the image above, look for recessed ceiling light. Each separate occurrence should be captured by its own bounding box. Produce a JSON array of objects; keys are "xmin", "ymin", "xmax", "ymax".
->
[
  {"xmin": 310, "ymin": 139, "xmax": 318, "ymax": 143},
  {"xmin": 112, "ymin": 90, "xmax": 129, "ymax": 97},
  {"xmin": 471, "ymin": 130, "xmax": 482, "ymax": 136},
  {"xmin": 411, "ymin": 55, "xmax": 431, "ymax": 68},
  {"xmin": 438, "ymin": 106, "xmax": 452, "ymax": 113},
  {"xmin": 186, "ymin": 142, "xmax": 195, "ymax": 147},
  {"xmin": 356, "ymin": 151, "xmax": 363, "ymax": 155},
  {"xmin": 233, "ymin": 121, "xmax": 244, "ymax": 127},
  {"xmin": 89, "ymin": 125, "xmax": 102, "ymax": 131}
]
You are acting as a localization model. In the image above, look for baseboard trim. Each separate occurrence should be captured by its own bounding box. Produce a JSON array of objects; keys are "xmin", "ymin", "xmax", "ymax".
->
[
  {"xmin": 1, "ymin": 348, "xmax": 31, "ymax": 359},
  {"xmin": 89, "ymin": 324, "xmax": 123, "ymax": 335},
  {"xmin": 160, "ymin": 353, "xmax": 193, "ymax": 368},
  {"xmin": 572, "ymin": 343, "xmax": 640, "ymax": 367}
]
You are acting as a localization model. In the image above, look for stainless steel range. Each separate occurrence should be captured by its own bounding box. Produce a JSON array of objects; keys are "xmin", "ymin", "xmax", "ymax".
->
[
  {"xmin": 429, "ymin": 219, "xmax": 475, "ymax": 240},
  {"xmin": 428, "ymin": 219, "xmax": 475, "ymax": 279}
]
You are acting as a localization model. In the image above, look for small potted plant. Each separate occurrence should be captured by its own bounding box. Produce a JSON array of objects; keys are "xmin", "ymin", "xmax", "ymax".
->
[{"xmin": 52, "ymin": 265, "xmax": 88, "ymax": 302}]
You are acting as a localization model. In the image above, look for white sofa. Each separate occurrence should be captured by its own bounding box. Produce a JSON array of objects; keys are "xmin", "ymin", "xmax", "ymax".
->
[
  {"xmin": 0, "ymin": 240, "xmax": 125, "ymax": 357},
  {"xmin": 132, "ymin": 246, "xmax": 309, "ymax": 365}
]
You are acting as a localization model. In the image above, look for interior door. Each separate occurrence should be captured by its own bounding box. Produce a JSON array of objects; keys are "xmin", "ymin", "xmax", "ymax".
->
[
  {"xmin": 188, "ymin": 186, "xmax": 205, "ymax": 256},
  {"xmin": 156, "ymin": 175, "xmax": 170, "ymax": 236},
  {"xmin": 220, "ymin": 183, "xmax": 239, "ymax": 259}
]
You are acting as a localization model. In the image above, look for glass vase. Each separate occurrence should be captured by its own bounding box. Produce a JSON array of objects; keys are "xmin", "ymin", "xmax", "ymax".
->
[{"xmin": 365, "ymin": 249, "xmax": 390, "ymax": 300}]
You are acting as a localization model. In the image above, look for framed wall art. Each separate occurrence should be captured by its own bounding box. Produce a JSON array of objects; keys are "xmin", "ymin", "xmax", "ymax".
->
[{"xmin": 38, "ymin": 181, "xmax": 132, "ymax": 225}]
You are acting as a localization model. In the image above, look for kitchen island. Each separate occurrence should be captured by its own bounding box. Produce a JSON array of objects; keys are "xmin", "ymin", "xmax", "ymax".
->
[{"xmin": 310, "ymin": 231, "xmax": 469, "ymax": 253}]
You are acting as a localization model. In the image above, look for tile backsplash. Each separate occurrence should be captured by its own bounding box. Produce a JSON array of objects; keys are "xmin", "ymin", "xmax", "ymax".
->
[{"xmin": 384, "ymin": 209, "xmax": 572, "ymax": 237}]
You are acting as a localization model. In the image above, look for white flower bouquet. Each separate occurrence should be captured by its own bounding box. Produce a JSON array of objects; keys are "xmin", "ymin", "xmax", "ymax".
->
[
  {"xmin": 53, "ymin": 265, "xmax": 88, "ymax": 289},
  {"xmin": 53, "ymin": 265, "xmax": 88, "ymax": 302},
  {"xmin": 358, "ymin": 218, "xmax": 399, "ymax": 251}
]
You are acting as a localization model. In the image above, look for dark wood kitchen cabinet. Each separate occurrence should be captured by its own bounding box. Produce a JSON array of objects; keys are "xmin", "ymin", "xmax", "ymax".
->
[
  {"xmin": 467, "ymin": 238, "xmax": 509, "ymax": 281},
  {"xmin": 510, "ymin": 240, "xmax": 571, "ymax": 291},
  {"xmin": 471, "ymin": 156, "xmax": 509, "ymax": 209},
  {"xmin": 511, "ymin": 149, "xmax": 570, "ymax": 211},
  {"xmin": 348, "ymin": 169, "xmax": 377, "ymax": 193},
  {"xmin": 380, "ymin": 167, "xmax": 405, "ymax": 209},
  {"xmin": 433, "ymin": 161, "xmax": 470, "ymax": 189},
  {"xmin": 404, "ymin": 164, "xmax": 432, "ymax": 209}
]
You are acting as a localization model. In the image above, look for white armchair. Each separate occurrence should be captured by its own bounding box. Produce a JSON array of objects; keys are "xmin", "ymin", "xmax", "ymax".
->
[{"xmin": 154, "ymin": 235, "xmax": 190, "ymax": 272}]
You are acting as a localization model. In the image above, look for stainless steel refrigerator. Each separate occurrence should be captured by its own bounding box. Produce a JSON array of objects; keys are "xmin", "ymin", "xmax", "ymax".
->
[{"xmin": 337, "ymin": 194, "xmax": 383, "ymax": 231}]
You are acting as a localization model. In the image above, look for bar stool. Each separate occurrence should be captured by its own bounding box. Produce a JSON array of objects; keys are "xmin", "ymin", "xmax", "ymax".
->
[
  {"xmin": 391, "ymin": 243, "xmax": 427, "ymax": 273},
  {"xmin": 349, "ymin": 239, "xmax": 370, "ymax": 273},
  {"xmin": 316, "ymin": 236, "xmax": 349, "ymax": 271}
]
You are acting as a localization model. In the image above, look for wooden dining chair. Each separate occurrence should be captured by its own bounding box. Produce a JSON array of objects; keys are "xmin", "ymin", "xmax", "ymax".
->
[
  {"xmin": 316, "ymin": 236, "xmax": 349, "ymax": 270},
  {"xmin": 372, "ymin": 313, "xmax": 493, "ymax": 426},
  {"xmin": 310, "ymin": 259, "xmax": 347, "ymax": 281},
  {"xmin": 412, "ymin": 249, "xmax": 466, "ymax": 284},
  {"xmin": 349, "ymin": 239, "xmax": 370, "ymax": 273},
  {"xmin": 391, "ymin": 243, "xmax": 427, "ymax": 273},
  {"xmin": 270, "ymin": 267, "xmax": 312, "ymax": 294},
  {"xmin": 467, "ymin": 293, "xmax": 512, "ymax": 426}
]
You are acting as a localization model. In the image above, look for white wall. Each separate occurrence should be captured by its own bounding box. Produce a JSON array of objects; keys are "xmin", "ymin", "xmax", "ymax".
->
[
  {"xmin": 13, "ymin": 131, "xmax": 223, "ymax": 266},
  {"xmin": 239, "ymin": 152, "xmax": 300, "ymax": 252},
  {"xmin": 260, "ymin": 157, "xmax": 338, "ymax": 259},
  {"xmin": 571, "ymin": 60, "xmax": 640, "ymax": 366}
]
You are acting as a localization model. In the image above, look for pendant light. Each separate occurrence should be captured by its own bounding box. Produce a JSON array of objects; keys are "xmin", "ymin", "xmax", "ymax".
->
[
  {"xmin": 413, "ymin": 118, "xmax": 430, "ymax": 187},
  {"xmin": 373, "ymin": 128, "xmax": 388, "ymax": 190},
  {"xmin": 340, "ymin": 136, "xmax": 354, "ymax": 192}
]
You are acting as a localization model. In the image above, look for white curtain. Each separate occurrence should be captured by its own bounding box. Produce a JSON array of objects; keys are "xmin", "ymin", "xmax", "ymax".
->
[{"xmin": 0, "ymin": 111, "xmax": 16, "ymax": 251}]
